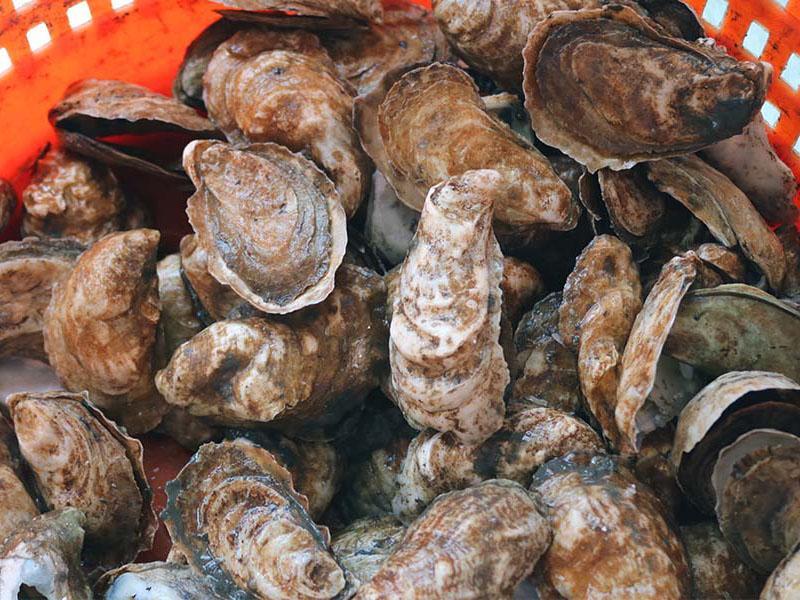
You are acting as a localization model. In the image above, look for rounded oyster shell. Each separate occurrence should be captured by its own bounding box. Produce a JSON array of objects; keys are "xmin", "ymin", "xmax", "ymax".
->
[
  {"xmin": 184, "ymin": 140, "xmax": 347, "ymax": 315},
  {"xmin": 0, "ymin": 417, "xmax": 38, "ymax": 544},
  {"xmin": 501, "ymin": 257, "xmax": 544, "ymax": 328},
  {"xmin": 0, "ymin": 178, "xmax": 17, "ymax": 232},
  {"xmin": 331, "ymin": 516, "xmax": 406, "ymax": 587},
  {"xmin": 762, "ymin": 545, "xmax": 800, "ymax": 600},
  {"xmin": 389, "ymin": 170, "xmax": 509, "ymax": 444},
  {"xmin": 522, "ymin": 6, "xmax": 769, "ymax": 172}
]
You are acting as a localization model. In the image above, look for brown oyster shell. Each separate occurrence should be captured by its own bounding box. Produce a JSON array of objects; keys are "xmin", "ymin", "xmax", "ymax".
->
[
  {"xmin": 7, "ymin": 391, "xmax": 157, "ymax": 570},
  {"xmin": 21, "ymin": 150, "xmax": 126, "ymax": 244},
  {"xmin": 761, "ymin": 545, "xmax": 800, "ymax": 599},
  {"xmin": 42, "ymin": 229, "xmax": 167, "ymax": 434},
  {"xmin": 155, "ymin": 253, "xmax": 204, "ymax": 362},
  {"xmin": 778, "ymin": 224, "xmax": 800, "ymax": 299},
  {"xmin": 156, "ymin": 264, "xmax": 387, "ymax": 434},
  {"xmin": 0, "ymin": 178, "xmax": 17, "ymax": 232},
  {"xmin": 680, "ymin": 521, "xmax": 764, "ymax": 599},
  {"xmin": 531, "ymin": 453, "xmax": 691, "ymax": 599},
  {"xmin": 597, "ymin": 166, "xmax": 666, "ymax": 240},
  {"xmin": 203, "ymin": 29, "xmax": 370, "ymax": 217},
  {"xmin": 0, "ymin": 237, "xmax": 84, "ymax": 360},
  {"xmin": 389, "ymin": 171, "xmax": 509, "ymax": 444},
  {"xmin": 100, "ymin": 561, "xmax": 225, "ymax": 600},
  {"xmin": 522, "ymin": 6, "xmax": 769, "ymax": 172},
  {"xmin": 671, "ymin": 370, "xmax": 800, "ymax": 514},
  {"xmin": 0, "ymin": 508, "xmax": 91, "ymax": 600},
  {"xmin": 646, "ymin": 154, "xmax": 785, "ymax": 290},
  {"xmin": 393, "ymin": 405, "xmax": 603, "ymax": 520},
  {"xmin": 184, "ymin": 140, "xmax": 347, "ymax": 314},
  {"xmin": 0, "ymin": 417, "xmax": 38, "ymax": 543},
  {"xmin": 331, "ymin": 516, "xmax": 406, "ymax": 587},
  {"xmin": 634, "ymin": 427, "xmax": 683, "ymax": 521},
  {"xmin": 179, "ymin": 233, "xmax": 246, "ymax": 321},
  {"xmin": 711, "ymin": 429, "xmax": 800, "ymax": 573},
  {"xmin": 211, "ymin": 0, "xmax": 384, "ymax": 22},
  {"xmin": 695, "ymin": 242, "xmax": 747, "ymax": 283},
  {"xmin": 163, "ymin": 439, "xmax": 347, "ymax": 600},
  {"xmin": 356, "ymin": 62, "xmax": 577, "ymax": 230},
  {"xmin": 357, "ymin": 480, "xmax": 551, "ymax": 599},
  {"xmin": 501, "ymin": 257, "xmax": 545, "ymax": 328}
]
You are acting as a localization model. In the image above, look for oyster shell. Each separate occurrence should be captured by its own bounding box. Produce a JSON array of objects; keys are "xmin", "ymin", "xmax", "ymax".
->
[
  {"xmin": 356, "ymin": 62, "xmax": 577, "ymax": 230},
  {"xmin": 156, "ymin": 253, "xmax": 204, "ymax": 361},
  {"xmin": 42, "ymin": 229, "xmax": 167, "ymax": 434},
  {"xmin": 778, "ymin": 224, "xmax": 800, "ymax": 299},
  {"xmin": 634, "ymin": 427, "xmax": 683, "ymax": 520},
  {"xmin": 357, "ymin": 480, "xmax": 551, "ymax": 598},
  {"xmin": 389, "ymin": 170, "xmax": 509, "ymax": 444},
  {"xmin": 184, "ymin": 140, "xmax": 347, "ymax": 314},
  {"xmin": 695, "ymin": 242, "xmax": 747, "ymax": 283},
  {"xmin": 522, "ymin": 6, "xmax": 769, "ymax": 172},
  {"xmin": 163, "ymin": 439, "xmax": 348, "ymax": 600},
  {"xmin": 646, "ymin": 154, "xmax": 785, "ymax": 290},
  {"xmin": 101, "ymin": 561, "xmax": 224, "ymax": 600},
  {"xmin": 156, "ymin": 264, "xmax": 387, "ymax": 434},
  {"xmin": 21, "ymin": 150, "xmax": 126, "ymax": 244},
  {"xmin": 331, "ymin": 516, "xmax": 406, "ymax": 587},
  {"xmin": 0, "ymin": 508, "xmax": 90, "ymax": 600},
  {"xmin": 0, "ymin": 237, "xmax": 83, "ymax": 360},
  {"xmin": 203, "ymin": 29, "xmax": 370, "ymax": 217},
  {"xmin": 501, "ymin": 257, "xmax": 544, "ymax": 328},
  {"xmin": 762, "ymin": 545, "xmax": 800, "ymax": 599},
  {"xmin": 0, "ymin": 179, "xmax": 16, "ymax": 232},
  {"xmin": 211, "ymin": 0, "xmax": 384, "ymax": 22},
  {"xmin": 7, "ymin": 391, "xmax": 157, "ymax": 570},
  {"xmin": 531, "ymin": 453, "xmax": 691, "ymax": 599},
  {"xmin": 597, "ymin": 166, "xmax": 666, "ymax": 241},
  {"xmin": 0, "ymin": 417, "xmax": 38, "ymax": 544},
  {"xmin": 364, "ymin": 170, "xmax": 418, "ymax": 266}
]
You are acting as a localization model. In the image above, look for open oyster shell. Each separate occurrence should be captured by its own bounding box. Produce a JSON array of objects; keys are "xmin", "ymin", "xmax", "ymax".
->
[
  {"xmin": 389, "ymin": 170, "xmax": 509, "ymax": 444},
  {"xmin": 184, "ymin": 140, "xmax": 347, "ymax": 314},
  {"xmin": 522, "ymin": 6, "xmax": 769, "ymax": 172},
  {"xmin": 355, "ymin": 62, "xmax": 577, "ymax": 231},
  {"xmin": 531, "ymin": 452, "xmax": 690, "ymax": 599},
  {"xmin": 156, "ymin": 264, "xmax": 387, "ymax": 435},
  {"xmin": 762, "ymin": 545, "xmax": 800, "ymax": 599},
  {"xmin": 7, "ymin": 391, "xmax": 157, "ymax": 571},
  {"xmin": 100, "ymin": 561, "xmax": 224, "ymax": 600},
  {"xmin": 42, "ymin": 229, "xmax": 167, "ymax": 434},
  {"xmin": 0, "ymin": 179, "xmax": 14, "ymax": 232},
  {"xmin": 331, "ymin": 516, "xmax": 406, "ymax": 587},
  {"xmin": 0, "ymin": 417, "xmax": 38, "ymax": 544},
  {"xmin": 357, "ymin": 480, "xmax": 551, "ymax": 599},
  {"xmin": 203, "ymin": 29, "xmax": 370, "ymax": 217},
  {"xmin": 163, "ymin": 439, "xmax": 348, "ymax": 600},
  {"xmin": 211, "ymin": 0, "xmax": 384, "ymax": 22},
  {"xmin": 0, "ymin": 508, "xmax": 91, "ymax": 600},
  {"xmin": 0, "ymin": 237, "xmax": 83, "ymax": 360}
]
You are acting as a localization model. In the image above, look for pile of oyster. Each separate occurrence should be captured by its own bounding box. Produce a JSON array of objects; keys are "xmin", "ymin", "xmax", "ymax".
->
[{"xmin": 1, "ymin": 0, "xmax": 799, "ymax": 598}]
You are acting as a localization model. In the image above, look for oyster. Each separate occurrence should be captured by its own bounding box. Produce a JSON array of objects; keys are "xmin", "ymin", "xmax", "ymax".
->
[
  {"xmin": 101, "ymin": 561, "xmax": 224, "ymax": 600},
  {"xmin": 203, "ymin": 29, "xmax": 370, "ymax": 217},
  {"xmin": 211, "ymin": 0, "xmax": 384, "ymax": 22},
  {"xmin": 695, "ymin": 242, "xmax": 747, "ymax": 283},
  {"xmin": 163, "ymin": 439, "xmax": 348, "ymax": 600},
  {"xmin": 634, "ymin": 427, "xmax": 683, "ymax": 520},
  {"xmin": 49, "ymin": 79, "xmax": 218, "ymax": 183},
  {"xmin": 156, "ymin": 253, "xmax": 204, "ymax": 361},
  {"xmin": 357, "ymin": 480, "xmax": 551, "ymax": 598},
  {"xmin": 762, "ymin": 546, "xmax": 800, "ymax": 599},
  {"xmin": 331, "ymin": 516, "xmax": 406, "ymax": 586},
  {"xmin": 42, "ymin": 229, "xmax": 167, "ymax": 434},
  {"xmin": 0, "ymin": 179, "xmax": 16, "ymax": 232},
  {"xmin": 0, "ymin": 417, "xmax": 38, "ymax": 543},
  {"xmin": 184, "ymin": 141, "xmax": 346, "ymax": 314},
  {"xmin": 389, "ymin": 170, "xmax": 509, "ymax": 444},
  {"xmin": 156, "ymin": 264, "xmax": 387, "ymax": 434},
  {"xmin": 0, "ymin": 508, "xmax": 91, "ymax": 600},
  {"xmin": 531, "ymin": 453, "xmax": 691, "ymax": 599},
  {"xmin": 392, "ymin": 405, "xmax": 603, "ymax": 520},
  {"xmin": 778, "ymin": 225, "xmax": 800, "ymax": 299},
  {"xmin": 597, "ymin": 166, "xmax": 666, "ymax": 241},
  {"xmin": 355, "ymin": 62, "xmax": 577, "ymax": 230},
  {"xmin": 179, "ymin": 233, "xmax": 246, "ymax": 321},
  {"xmin": 0, "ymin": 237, "xmax": 83, "ymax": 360},
  {"xmin": 7, "ymin": 391, "xmax": 157, "ymax": 570},
  {"xmin": 21, "ymin": 150, "xmax": 126, "ymax": 244},
  {"xmin": 522, "ymin": 6, "xmax": 769, "ymax": 172},
  {"xmin": 647, "ymin": 154, "xmax": 785, "ymax": 290},
  {"xmin": 364, "ymin": 170, "xmax": 419, "ymax": 266},
  {"xmin": 501, "ymin": 257, "xmax": 544, "ymax": 328}
]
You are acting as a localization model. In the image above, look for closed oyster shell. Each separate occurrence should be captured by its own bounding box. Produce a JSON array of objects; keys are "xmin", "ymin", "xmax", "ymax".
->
[
  {"xmin": 0, "ymin": 508, "xmax": 90, "ymax": 600},
  {"xmin": 522, "ymin": 6, "xmax": 769, "ymax": 172},
  {"xmin": 531, "ymin": 453, "xmax": 691, "ymax": 599},
  {"xmin": 0, "ymin": 237, "xmax": 83, "ymax": 360},
  {"xmin": 762, "ymin": 545, "xmax": 800, "ymax": 599},
  {"xmin": 0, "ymin": 179, "xmax": 16, "ymax": 233},
  {"xmin": 203, "ymin": 29, "xmax": 370, "ymax": 217},
  {"xmin": 163, "ymin": 439, "xmax": 348, "ymax": 600},
  {"xmin": 389, "ymin": 170, "xmax": 509, "ymax": 444},
  {"xmin": 356, "ymin": 62, "xmax": 577, "ymax": 230},
  {"xmin": 42, "ymin": 229, "xmax": 167, "ymax": 434},
  {"xmin": 357, "ymin": 480, "xmax": 551, "ymax": 599},
  {"xmin": 156, "ymin": 264, "xmax": 387, "ymax": 435},
  {"xmin": 501, "ymin": 257, "xmax": 545, "ymax": 328},
  {"xmin": 211, "ymin": 0, "xmax": 383, "ymax": 22},
  {"xmin": 597, "ymin": 166, "xmax": 666, "ymax": 240},
  {"xmin": 331, "ymin": 516, "xmax": 406, "ymax": 587},
  {"xmin": 7, "ymin": 391, "xmax": 157, "ymax": 571},
  {"xmin": 156, "ymin": 253, "xmax": 204, "ymax": 361},
  {"xmin": 0, "ymin": 417, "xmax": 38, "ymax": 544},
  {"xmin": 695, "ymin": 242, "xmax": 747, "ymax": 283},
  {"xmin": 179, "ymin": 233, "xmax": 246, "ymax": 321},
  {"xmin": 101, "ymin": 561, "xmax": 224, "ymax": 600},
  {"xmin": 184, "ymin": 140, "xmax": 347, "ymax": 314}
]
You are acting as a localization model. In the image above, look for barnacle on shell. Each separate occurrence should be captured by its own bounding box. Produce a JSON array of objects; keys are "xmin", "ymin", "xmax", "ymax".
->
[
  {"xmin": 0, "ymin": 178, "xmax": 16, "ymax": 232},
  {"xmin": 331, "ymin": 516, "xmax": 406, "ymax": 587},
  {"xmin": 389, "ymin": 170, "xmax": 509, "ymax": 444}
]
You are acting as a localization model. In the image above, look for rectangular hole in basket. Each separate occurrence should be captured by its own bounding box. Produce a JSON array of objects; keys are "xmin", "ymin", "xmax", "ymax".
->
[
  {"xmin": 774, "ymin": 0, "xmax": 789, "ymax": 8},
  {"xmin": 111, "ymin": 0, "xmax": 134, "ymax": 10},
  {"xmin": 67, "ymin": 1, "xmax": 93, "ymax": 29},
  {"xmin": 794, "ymin": 135, "xmax": 800, "ymax": 155},
  {"xmin": 781, "ymin": 53, "xmax": 800, "ymax": 91},
  {"xmin": 0, "ymin": 48, "xmax": 11, "ymax": 76},
  {"xmin": 702, "ymin": 0, "xmax": 728, "ymax": 28},
  {"xmin": 11, "ymin": 0, "xmax": 35, "ymax": 10},
  {"xmin": 743, "ymin": 21, "xmax": 770, "ymax": 58},
  {"xmin": 761, "ymin": 100, "xmax": 781, "ymax": 128},
  {"xmin": 26, "ymin": 23, "xmax": 51, "ymax": 53}
]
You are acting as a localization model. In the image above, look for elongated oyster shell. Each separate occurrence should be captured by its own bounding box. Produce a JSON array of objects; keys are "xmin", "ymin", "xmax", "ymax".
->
[
  {"xmin": 762, "ymin": 546, "xmax": 800, "ymax": 600},
  {"xmin": 0, "ymin": 418, "xmax": 38, "ymax": 544},
  {"xmin": 331, "ymin": 516, "xmax": 406, "ymax": 587},
  {"xmin": 156, "ymin": 253, "xmax": 204, "ymax": 361},
  {"xmin": 356, "ymin": 62, "xmax": 577, "ymax": 230},
  {"xmin": 531, "ymin": 453, "xmax": 691, "ymax": 599},
  {"xmin": 203, "ymin": 29, "xmax": 369, "ymax": 217},
  {"xmin": 647, "ymin": 154, "xmax": 785, "ymax": 290},
  {"xmin": 389, "ymin": 170, "xmax": 509, "ymax": 444},
  {"xmin": 101, "ymin": 561, "xmax": 224, "ymax": 600},
  {"xmin": 164, "ymin": 439, "xmax": 348, "ymax": 600},
  {"xmin": 597, "ymin": 166, "xmax": 666, "ymax": 240},
  {"xmin": 0, "ymin": 508, "xmax": 90, "ymax": 600},
  {"xmin": 0, "ymin": 237, "xmax": 83, "ymax": 360},
  {"xmin": 358, "ymin": 480, "xmax": 551, "ymax": 598},
  {"xmin": 0, "ymin": 179, "xmax": 14, "ymax": 232},
  {"xmin": 212, "ymin": 0, "xmax": 383, "ymax": 22},
  {"xmin": 7, "ymin": 391, "xmax": 157, "ymax": 570},
  {"xmin": 156, "ymin": 264, "xmax": 387, "ymax": 434},
  {"xmin": 184, "ymin": 140, "xmax": 347, "ymax": 314},
  {"xmin": 695, "ymin": 242, "xmax": 747, "ymax": 283},
  {"xmin": 393, "ymin": 405, "xmax": 603, "ymax": 519},
  {"xmin": 522, "ymin": 6, "xmax": 769, "ymax": 172},
  {"xmin": 43, "ymin": 229, "xmax": 167, "ymax": 434}
]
